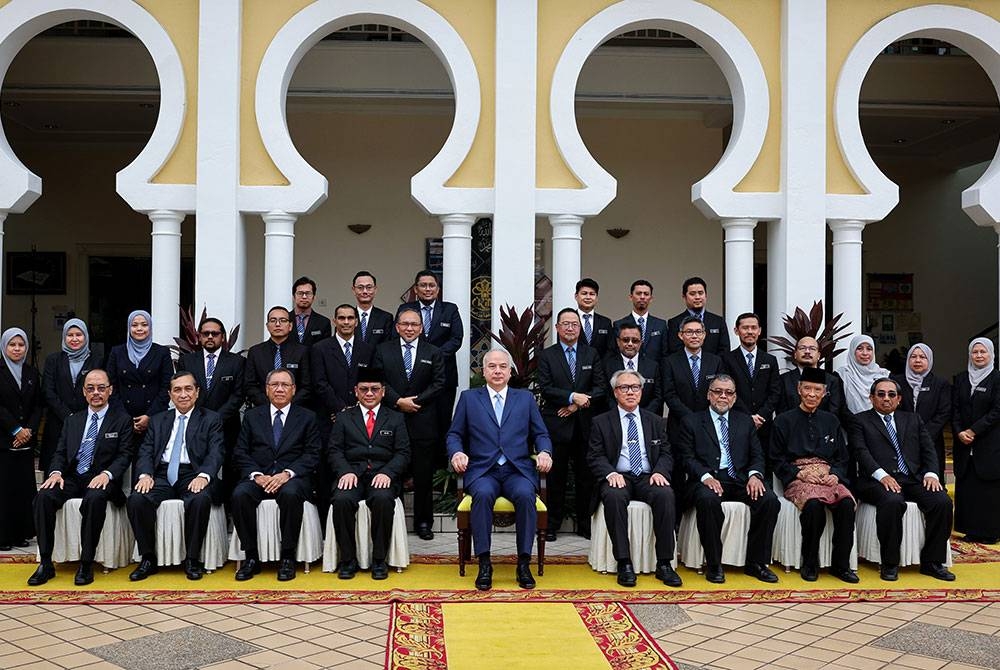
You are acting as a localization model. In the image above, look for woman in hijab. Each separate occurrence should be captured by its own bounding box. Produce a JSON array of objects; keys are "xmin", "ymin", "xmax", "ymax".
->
[
  {"xmin": 952, "ymin": 338, "xmax": 1000, "ymax": 543},
  {"xmin": 40, "ymin": 318, "xmax": 97, "ymax": 473},
  {"xmin": 891, "ymin": 343, "xmax": 952, "ymax": 477},
  {"xmin": 0, "ymin": 328, "xmax": 41, "ymax": 550},
  {"xmin": 106, "ymin": 310, "xmax": 173, "ymax": 439},
  {"xmin": 837, "ymin": 334, "xmax": 891, "ymax": 416}
]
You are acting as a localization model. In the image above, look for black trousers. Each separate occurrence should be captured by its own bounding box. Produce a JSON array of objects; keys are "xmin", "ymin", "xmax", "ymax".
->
[
  {"xmin": 550, "ymin": 432, "xmax": 592, "ymax": 535},
  {"xmin": 409, "ymin": 437, "xmax": 441, "ymax": 529},
  {"xmin": 231, "ymin": 476, "xmax": 312, "ymax": 560},
  {"xmin": 857, "ymin": 475, "xmax": 952, "ymax": 565},
  {"xmin": 34, "ymin": 471, "xmax": 124, "ymax": 563},
  {"xmin": 800, "ymin": 497, "xmax": 855, "ymax": 571},
  {"xmin": 687, "ymin": 476, "xmax": 779, "ymax": 567},
  {"xmin": 599, "ymin": 473, "xmax": 676, "ymax": 562},
  {"xmin": 331, "ymin": 472, "xmax": 399, "ymax": 564},
  {"xmin": 126, "ymin": 464, "xmax": 215, "ymax": 562}
]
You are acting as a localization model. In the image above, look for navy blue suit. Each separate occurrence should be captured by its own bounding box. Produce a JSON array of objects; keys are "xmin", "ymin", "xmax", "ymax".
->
[{"xmin": 447, "ymin": 386, "xmax": 552, "ymax": 556}]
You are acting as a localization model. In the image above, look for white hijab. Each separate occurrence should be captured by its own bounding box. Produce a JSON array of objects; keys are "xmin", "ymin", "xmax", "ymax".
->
[
  {"xmin": 968, "ymin": 337, "xmax": 996, "ymax": 393},
  {"xmin": 837, "ymin": 334, "xmax": 890, "ymax": 414},
  {"xmin": 904, "ymin": 343, "xmax": 933, "ymax": 407}
]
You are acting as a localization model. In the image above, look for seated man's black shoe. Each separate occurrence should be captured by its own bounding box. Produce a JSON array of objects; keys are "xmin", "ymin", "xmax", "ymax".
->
[
  {"xmin": 14, "ymin": 539, "xmax": 30, "ymax": 548},
  {"xmin": 544, "ymin": 529, "xmax": 557, "ymax": 542},
  {"xmin": 744, "ymin": 563, "xmax": 779, "ymax": 583},
  {"xmin": 0, "ymin": 545, "xmax": 12, "ymax": 551},
  {"xmin": 880, "ymin": 564, "xmax": 899, "ymax": 581},
  {"xmin": 234, "ymin": 557, "xmax": 262, "ymax": 581},
  {"xmin": 830, "ymin": 566, "xmax": 860, "ymax": 584},
  {"xmin": 475, "ymin": 559, "xmax": 493, "ymax": 591},
  {"xmin": 800, "ymin": 564, "xmax": 819, "ymax": 582},
  {"xmin": 705, "ymin": 564, "xmax": 726, "ymax": 584},
  {"xmin": 184, "ymin": 558, "xmax": 204, "ymax": 581},
  {"xmin": 371, "ymin": 560, "xmax": 389, "ymax": 581},
  {"xmin": 920, "ymin": 562, "xmax": 956, "ymax": 581},
  {"xmin": 74, "ymin": 562, "xmax": 94, "ymax": 586},
  {"xmin": 516, "ymin": 562, "xmax": 536, "ymax": 589},
  {"xmin": 616, "ymin": 562, "xmax": 637, "ymax": 587},
  {"xmin": 656, "ymin": 562, "xmax": 682, "ymax": 587},
  {"xmin": 129, "ymin": 557, "xmax": 158, "ymax": 582},
  {"xmin": 27, "ymin": 562, "xmax": 55, "ymax": 586},
  {"xmin": 276, "ymin": 558, "xmax": 297, "ymax": 581},
  {"xmin": 337, "ymin": 559, "xmax": 359, "ymax": 580},
  {"xmin": 416, "ymin": 524, "xmax": 434, "ymax": 541}
]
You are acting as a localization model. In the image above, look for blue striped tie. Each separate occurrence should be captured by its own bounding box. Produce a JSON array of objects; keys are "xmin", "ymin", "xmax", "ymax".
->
[
  {"xmin": 272, "ymin": 409, "xmax": 284, "ymax": 447},
  {"xmin": 205, "ymin": 353, "xmax": 216, "ymax": 390},
  {"xmin": 746, "ymin": 352, "xmax": 754, "ymax": 378},
  {"xmin": 495, "ymin": 394, "xmax": 507, "ymax": 465},
  {"xmin": 720, "ymin": 415, "xmax": 738, "ymax": 479},
  {"xmin": 637, "ymin": 316, "xmax": 647, "ymax": 343},
  {"xmin": 344, "ymin": 341, "xmax": 352, "ymax": 367},
  {"xmin": 884, "ymin": 414, "xmax": 908, "ymax": 474},
  {"xmin": 404, "ymin": 344, "xmax": 413, "ymax": 380},
  {"xmin": 583, "ymin": 313, "xmax": 593, "ymax": 344},
  {"xmin": 566, "ymin": 346, "xmax": 576, "ymax": 382},
  {"xmin": 76, "ymin": 413, "xmax": 99, "ymax": 475},
  {"xmin": 360, "ymin": 311, "xmax": 368, "ymax": 341},
  {"xmin": 273, "ymin": 343, "xmax": 282, "ymax": 370},
  {"xmin": 690, "ymin": 355, "xmax": 701, "ymax": 390},
  {"xmin": 626, "ymin": 412, "xmax": 643, "ymax": 476},
  {"xmin": 167, "ymin": 414, "xmax": 186, "ymax": 486}
]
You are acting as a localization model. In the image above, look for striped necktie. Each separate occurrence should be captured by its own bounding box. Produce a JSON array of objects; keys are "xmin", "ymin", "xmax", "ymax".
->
[
  {"xmin": 167, "ymin": 414, "xmax": 187, "ymax": 486},
  {"xmin": 626, "ymin": 412, "xmax": 643, "ymax": 476},
  {"xmin": 690, "ymin": 355, "xmax": 701, "ymax": 390},
  {"xmin": 76, "ymin": 413, "xmax": 100, "ymax": 475},
  {"xmin": 719, "ymin": 415, "xmax": 738, "ymax": 479},
  {"xmin": 884, "ymin": 414, "xmax": 908, "ymax": 474}
]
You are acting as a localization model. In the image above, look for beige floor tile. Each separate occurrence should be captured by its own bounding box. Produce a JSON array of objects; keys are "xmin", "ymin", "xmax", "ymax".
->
[
  {"xmin": 773, "ymin": 630, "xmax": 821, "ymax": 645},
  {"xmin": 18, "ymin": 612, "xmax": 63, "ymax": 626},
  {"xmin": 682, "ymin": 624, "xmax": 735, "ymax": 639},
  {"xmin": 0, "ymin": 651, "xmax": 43, "ymax": 668},
  {"xmin": 73, "ymin": 612, "xmax": 117, "ymax": 625},
  {"xmin": 892, "ymin": 654, "xmax": 948, "ymax": 670},
  {"xmin": 708, "ymin": 654, "xmax": 764, "ymax": 670},
  {"xmin": 21, "ymin": 642, "xmax": 79, "ymax": 659},
  {"xmin": 812, "ymin": 637, "xmax": 863, "ymax": 654},
  {"xmin": 52, "ymin": 626, "xmax": 104, "ymax": 643},
  {"xmin": 730, "ymin": 645, "xmax": 787, "ymax": 663},
  {"xmin": 737, "ymin": 622, "xmax": 791, "ymax": 638},
  {"xmin": 110, "ymin": 627, "xmax": 156, "ymax": 641},
  {"xmin": 204, "ymin": 618, "xmax": 252, "ymax": 633},
  {"xmin": 127, "ymin": 611, "xmax": 173, "ymax": 626},
  {"xmin": 49, "ymin": 651, "xmax": 103, "ymax": 669},
  {"xmin": 755, "ymin": 638, "xmax": 809, "ymax": 654},
  {"xmin": 793, "ymin": 622, "xmax": 844, "ymax": 638},
  {"xmin": 828, "ymin": 630, "xmax": 878, "ymax": 645},
  {"xmin": 693, "ymin": 640, "xmax": 746, "ymax": 656},
  {"xmin": 260, "ymin": 617, "xmax": 306, "ymax": 633},
  {"xmin": 4, "ymin": 626, "xmax": 46, "ymax": 642},
  {"xmin": 852, "ymin": 646, "xmax": 903, "ymax": 662},
  {"xmin": 237, "ymin": 649, "xmax": 292, "ymax": 668},
  {"xmin": 240, "ymin": 610, "xmax": 284, "ymax": 626},
  {"xmin": 301, "ymin": 649, "xmax": 357, "ymax": 668},
  {"xmin": 262, "ymin": 660, "xmax": 320, "ymax": 670},
  {"xmin": 656, "ymin": 630, "xmax": 708, "ymax": 648},
  {"xmin": 716, "ymin": 630, "xmax": 764, "ymax": 646},
  {"xmin": 720, "ymin": 609, "xmax": 767, "ymax": 623},
  {"xmin": 290, "ymin": 611, "xmax": 335, "ymax": 625},
  {"xmin": 331, "ymin": 660, "xmax": 381, "ymax": 669},
  {"xmin": 834, "ymin": 654, "xmax": 891, "ymax": 670},
  {"xmin": 13, "ymin": 661, "xmax": 62, "ymax": 670},
  {"xmin": 672, "ymin": 646, "xmax": 725, "ymax": 665},
  {"xmin": 199, "ymin": 661, "xmax": 258, "ymax": 670},
  {"xmin": 73, "ymin": 633, "xmax": 121, "ymax": 648},
  {"xmin": 274, "ymin": 641, "xmax": 328, "ymax": 659},
  {"xmin": 822, "ymin": 609, "xmax": 873, "ymax": 623},
  {"xmin": 346, "ymin": 610, "xmax": 388, "ymax": 625},
  {"xmin": 14, "ymin": 635, "xmax": 62, "ymax": 652},
  {"xmin": 336, "ymin": 640, "xmax": 384, "ymax": 659},
  {"xmin": 184, "ymin": 610, "xmax": 229, "ymax": 625},
  {"xmin": 90, "ymin": 618, "xmax": 140, "ymax": 633},
  {"xmin": 952, "ymin": 621, "xmax": 998, "ymax": 635},
  {"xmin": 147, "ymin": 618, "xmax": 194, "ymax": 633}
]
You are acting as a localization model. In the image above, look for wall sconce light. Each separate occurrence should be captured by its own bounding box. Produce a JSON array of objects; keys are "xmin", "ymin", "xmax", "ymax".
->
[
  {"xmin": 347, "ymin": 224, "xmax": 372, "ymax": 235},
  {"xmin": 606, "ymin": 228, "xmax": 630, "ymax": 239}
]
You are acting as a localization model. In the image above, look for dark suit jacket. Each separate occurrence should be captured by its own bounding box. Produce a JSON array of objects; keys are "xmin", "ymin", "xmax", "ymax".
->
[
  {"xmin": 398, "ymin": 300, "xmax": 463, "ymax": 387},
  {"xmin": 675, "ymin": 409, "xmax": 765, "ymax": 486},
  {"xmin": 358, "ymin": 307, "xmax": 395, "ymax": 346},
  {"xmin": 666, "ymin": 310, "xmax": 730, "ymax": 356},
  {"xmin": 579, "ymin": 311, "xmax": 614, "ymax": 359},
  {"xmin": 373, "ymin": 338, "xmax": 445, "ymax": 440},
  {"xmin": 722, "ymin": 348, "xmax": 782, "ymax": 420},
  {"xmin": 602, "ymin": 351, "xmax": 662, "ymax": 415},
  {"xmin": 233, "ymin": 403, "xmax": 320, "ymax": 481},
  {"xmin": 244, "ymin": 339, "xmax": 312, "ymax": 407},
  {"xmin": 329, "ymin": 405, "xmax": 410, "ymax": 482},
  {"xmin": 613, "ymin": 313, "xmax": 668, "ymax": 360},
  {"xmin": 587, "ymin": 407, "xmax": 672, "ymax": 512},
  {"xmin": 0, "ymin": 363, "xmax": 41, "ymax": 450},
  {"xmin": 294, "ymin": 310, "xmax": 331, "ymax": 347},
  {"xmin": 446, "ymin": 386, "xmax": 552, "ymax": 489},
  {"xmin": 177, "ymin": 350, "xmax": 245, "ymax": 445},
  {"xmin": 778, "ymin": 367, "xmax": 847, "ymax": 418},
  {"xmin": 106, "ymin": 343, "xmax": 173, "ymax": 418},
  {"xmin": 849, "ymin": 408, "xmax": 938, "ymax": 482},
  {"xmin": 892, "ymin": 372, "xmax": 951, "ymax": 447},
  {"xmin": 536, "ymin": 341, "xmax": 607, "ymax": 444},
  {"xmin": 41, "ymin": 352, "xmax": 96, "ymax": 453},
  {"xmin": 49, "ymin": 406, "xmax": 134, "ymax": 501},
  {"xmin": 311, "ymin": 337, "xmax": 374, "ymax": 418},
  {"xmin": 662, "ymin": 349, "xmax": 722, "ymax": 437},
  {"xmin": 952, "ymin": 370, "xmax": 1000, "ymax": 480},
  {"xmin": 134, "ymin": 407, "xmax": 225, "ymax": 482}
]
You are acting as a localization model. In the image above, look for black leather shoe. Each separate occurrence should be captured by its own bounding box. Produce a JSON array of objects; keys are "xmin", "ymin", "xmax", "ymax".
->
[
  {"xmin": 516, "ymin": 562, "xmax": 536, "ymax": 589},
  {"xmin": 920, "ymin": 562, "xmax": 956, "ymax": 581},
  {"xmin": 656, "ymin": 563, "xmax": 682, "ymax": 587},
  {"xmin": 416, "ymin": 524, "xmax": 434, "ymax": 541},
  {"xmin": 372, "ymin": 560, "xmax": 389, "ymax": 580},
  {"xmin": 184, "ymin": 558, "xmax": 204, "ymax": 581},
  {"xmin": 0, "ymin": 545, "xmax": 12, "ymax": 551},
  {"xmin": 705, "ymin": 564, "xmax": 726, "ymax": 584},
  {"xmin": 235, "ymin": 557, "xmax": 261, "ymax": 581},
  {"xmin": 129, "ymin": 557, "xmax": 158, "ymax": 582},
  {"xmin": 276, "ymin": 558, "xmax": 297, "ymax": 581},
  {"xmin": 337, "ymin": 559, "xmax": 359, "ymax": 580},
  {"xmin": 800, "ymin": 564, "xmax": 819, "ymax": 582},
  {"xmin": 14, "ymin": 539, "xmax": 30, "ymax": 548},
  {"xmin": 880, "ymin": 564, "xmax": 899, "ymax": 581},
  {"xmin": 544, "ymin": 529, "xmax": 557, "ymax": 542},
  {"xmin": 74, "ymin": 563, "xmax": 94, "ymax": 586},
  {"xmin": 475, "ymin": 560, "xmax": 493, "ymax": 590},
  {"xmin": 744, "ymin": 563, "xmax": 779, "ymax": 583},
  {"xmin": 616, "ymin": 562, "xmax": 637, "ymax": 587},
  {"xmin": 830, "ymin": 567, "xmax": 860, "ymax": 584},
  {"xmin": 27, "ymin": 563, "xmax": 55, "ymax": 586}
]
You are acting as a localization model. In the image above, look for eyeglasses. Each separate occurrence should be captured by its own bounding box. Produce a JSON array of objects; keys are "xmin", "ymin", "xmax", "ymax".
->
[
  {"xmin": 416, "ymin": 282, "xmax": 438, "ymax": 289},
  {"xmin": 267, "ymin": 317, "xmax": 290, "ymax": 325},
  {"xmin": 796, "ymin": 345, "xmax": 819, "ymax": 352},
  {"xmin": 708, "ymin": 388, "xmax": 737, "ymax": 397},
  {"xmin": 357, "ymin": 385, "xmax": 383, "ymax": 394},
  {"xmin": 199, "ymin": 330, "xmax": 222, "ymax": 338},
  {"xmin": 398, "ymin": 321, "xmax": 421, "ymax": 328},
  {"xmin": 681, "ymin": 329, "xmax": 705, "ymax": 336},
  {"xmin": 84, "ymin": 385, "xmax": 110, "ymax": 393},
  {"xmin": 354, "ymin": 284, "xmax": 375, "ymax": 291},
  {"xmin": 615, "ymin": 384, "xmax": 642, "ymax": 393},
  {"xmin": 294, "ymin": 290, "xmax": 313, "ymax": 297},
  {"xmin": 618, "ymin": 337, "xmax": 641, "ymax": 344},
  {"xmin": 557, "ymin": 322, "xmax": 580, "ymax": 329},
  {"xmin": 267, "ymin": 382, "xmax": 293, "ymax": 389},
  {"xmin": 874, "ymin": 391, "xmax": 898, "ymax": 398}
]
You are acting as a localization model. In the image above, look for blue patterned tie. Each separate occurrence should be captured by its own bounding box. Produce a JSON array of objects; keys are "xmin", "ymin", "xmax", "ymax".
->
[
  {"xmin": 583, "ymin": 313, "xmax": 593, "ymax": 344},
  {"xmin": 344, "ymin": 341, "xmax": 352, "ymax": 367},
  {"xmin": 566, "ymin": 346, "xmax": 576, "ymax": 382},
  {"xmin": 746, "ymin": 352, "xmax": 754, "ymax": 378},
  {"xmin": 637, "ymin": 316, "xmax": 647, "ymax": 343},
  {"xmin": 884, "ymin": 414, "xmax": 908, "ymax": 474},
  {"xmin": 626, "ymin": 358, "xmax": 635, "ymax": 371},
  {"xmin": 404, "ymin": 343, "xmax": 413, "ymax": 380},
  {"xmin": 360, "ymin": 311, "xmax": 368, "ymax": 341},
  {"xmin": 167, "ymin": 414, "xmax": 186, "ymax": 486},
  {"xmin": 494, "ymin": 393, "xmax": 507, "ymax": 465},
  {"xmin": 77, "ymin": 412, "xmax": 99, "ymax": 475},
  {"xmin": 273, "ymin": 343, "xmax": 282, "ymax": 370},
  {"xmin": 272, "ymin": 409, "xmax": 283, "ymax": 446},
  {"xmin": 205, "ymin": 353, "xmax": 216, "ymax": 390},
  {"xmin": 690, "ymin": 355, "xmax": 701, "ymax": 390},
  {"xmin": 626, "ymin": 412, "xmax": 643, "ymax": 476},
  {"xmin": 296, "ymin": 314, "xmax": 306, "ymax": 343},
  {"xmin": 422, "ymin": 305, "xmax": 432, "ymax": 336},
  {"xmin": 720, "ymin": 415, "xmax": 738, "ymax": 479}
]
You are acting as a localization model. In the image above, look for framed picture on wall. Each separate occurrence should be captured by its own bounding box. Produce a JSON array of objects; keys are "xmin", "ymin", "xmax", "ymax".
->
[{"xmin": 6, "ymin": 251, "xmax": 67, "ymax": 295}]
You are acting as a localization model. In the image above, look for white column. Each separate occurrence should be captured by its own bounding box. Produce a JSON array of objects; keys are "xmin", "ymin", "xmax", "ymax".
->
[
  {"xmin": 149, "ymin": 209, "xmax": 184, "ymax": 345},
  {"xmin": 441, "ymin": 213, "xmax": 474, "ymax": 391},
  {"xmin": 549, "ymin": 214, "xmax": 584, "ymax": 317},
  {"xmin": 262, "ymin": 210, "xmax": 296, "ymax": 329},
  {"xmin": 829, "ymin": 219, "xmax": 867, "ymax": 367},
  {"xmin": 721, "ymin": 218, "xmax": 757, "ymax": 328}
]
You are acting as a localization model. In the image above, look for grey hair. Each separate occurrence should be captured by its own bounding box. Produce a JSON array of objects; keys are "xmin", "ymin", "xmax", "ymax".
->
[
  {"xmin": 482, "ymin": 348, "xmax": 517, "ymax": 374},
  {"xmin": 711, "ymin": 373, "xmax": 736, "ymax": 387},
  {"xmin": 610, "ymin": 368, "xmax": 646, "ymax": 388},
  {"xmin": 265, "ymin": 368, "xmax": 295, "ymax": 385}
]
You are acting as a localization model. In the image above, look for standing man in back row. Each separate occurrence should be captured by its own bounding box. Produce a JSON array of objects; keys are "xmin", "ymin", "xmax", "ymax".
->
[
  {"xmin": 666, "ymin": 277, "xmax": 730, "ymax": 356},
  {"xmin": 575, "ymin": 278, "xmax": 614, "ymax": 359},
  {"xmin": 352, "ymin": 271, "xmax": 395, "ymax": 347},
  {"xmin": 614, "ymin": 280, "xmax": 668, "ymax": 360},
  {"xmin": 291, "ymin": 276, "xmax": 331, "ymax": 347}
]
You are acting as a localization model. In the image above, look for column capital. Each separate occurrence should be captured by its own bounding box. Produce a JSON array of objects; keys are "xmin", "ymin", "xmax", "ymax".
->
[
  {"xmin": 828, "ymin": 218, "xmax": 867, "ymax": 244},
  {"xmin": 262, "ymin": 210, "xmax": 296, "ymax": 236},
  {"xmin": 548, "ymin": 213, "xmax": 585, "ymax": 228},
  {"xmin": 721, "ymin": 217, "xmax": 757, "ymax": 242},
  {"xmin": 148, "ymin": 209, "xmax": 184, "ymax": 234},
  {"xmin": 440, "ymin": 213, "xmax": 475, "ymax": 239}
]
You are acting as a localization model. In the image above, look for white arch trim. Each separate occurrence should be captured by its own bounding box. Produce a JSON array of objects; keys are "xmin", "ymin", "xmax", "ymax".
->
[
  {"xmin": 0, "ymin": 0, "xmax": 191, "ymax": 213},
  {"xmin": 543, "ymin": 0, "xmax": 773, "ymax": 219},
  {"xmin": 832, "ymin": 4, "xmax": 1000, "ymax": 226},
  {"xmin": 248, "ymin": 0, "xmax": 487, "ymax": 216}
]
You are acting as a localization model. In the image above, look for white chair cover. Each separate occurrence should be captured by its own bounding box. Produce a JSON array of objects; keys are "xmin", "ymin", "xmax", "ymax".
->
[
  {"xmin": 130, "ymin": 500, "xmax": 229, "ymax": 570},
  {"xmin": 588, "ymin": 500, "xmax": 677, "ymax": 573},
  {"xmin": 44, "ymin": 498, "xmax": 134, "ymax": 569},
  {"xmin": 771, "ymin": 476, "xmax": 858, "ymax": 570},
  {"xmin": 227, "ymin": 499, "xmax": 323, "ymax": 564},
  {"xmin": 856, "ymin": 501, "xmax": 953, "ymax": 567},
  {"xmin": 322, "ymin": 498, "xmax": 410, "ymax": 572},
  {"xmin": 677, "ymin": 501, "xmax": 751, "ymax": 568}
]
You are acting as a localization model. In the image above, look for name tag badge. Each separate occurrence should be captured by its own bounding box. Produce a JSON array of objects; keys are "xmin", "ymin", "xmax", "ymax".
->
[
  {"xmin": 824, "ymin": 435, "xmax": 834, "ymax": 443},
  {"xmin": 760, "ymin": 364, "xmax": 771, "ymax": 370},
  {"xmin": 310, "ymin": 330, "xmax": 322, "ymax": 336},
  {"xmin": 221, "ymin": 375, "xmax": 234, "ymax": 382},
  {"xmin": 105, "ymin": 432, "xmax": 118, "ymax": 438},
  {"xmin": 286, "ymin": 363, "xmax": 299, "ymax": 369},
  {"xmin": 706, "ymin": 374, "xmax": 716, "ymax": 381},
  {"xmin": 379, "ymin": 430, "xmax": 393, "ymax": 436},
  {"xmin": 975, "ymin": 386, "xmax": 988, "ymax": 393},
  {"xmin": 582, "ymin": 365, "xmax": 592, "ymax": 371},
  {"xmin": 651, "ymin": 439, "xmax": 662, "ymax": 446},
  {"xmin": 920, "ymin": 386, "xmax": 929, "ymax": 392},
  {"xmin": 420, "ymin": 359, "xmax": 432, "ymax": 365},
  {"xmin": 441, "ymin": 322, "xmax": 451, "ymax": 328},
  {"xmin": 373, "ymin": 329, "xmax": 384, "ymax": 335},
  {"xmin": 597, "ymin": 329, "xmax": 608, "ymax": 335},
  {"xmin": 709, "ymin": 328, "xmax": 719, "ymax": 334},
  {"xmin": 650, "ymin": 330, "xmax": 662, "ymax": 337},
  {"xmin": 358, "ymin": 363, "xmax": 368, "ymax": 368}
]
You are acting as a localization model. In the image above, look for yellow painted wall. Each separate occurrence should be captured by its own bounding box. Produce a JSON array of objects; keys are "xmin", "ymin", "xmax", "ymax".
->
[
  {"xmin": 536, "ymin": 0, "xmax": 782, "ymax": 193},
  {"xmin": 827, "ymin": 0, "xmax": 1000, "ymax": 194}
]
